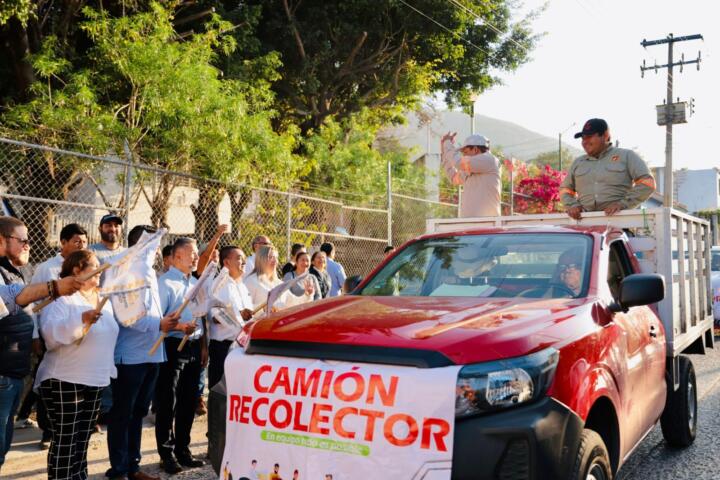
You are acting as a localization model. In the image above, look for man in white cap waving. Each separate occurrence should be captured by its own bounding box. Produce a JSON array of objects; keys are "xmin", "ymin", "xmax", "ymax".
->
[{"xmin": 441, "ymin": 132, "xmax": 502, "ymax": 217}]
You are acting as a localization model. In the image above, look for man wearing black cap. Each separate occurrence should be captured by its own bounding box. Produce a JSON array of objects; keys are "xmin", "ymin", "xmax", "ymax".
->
[
  {"xmin": 560, "ymin": 118, "xmax": 655, "ymax": 220},
  {"xmin": 89, "ymin": 213, "xmax": 126, "ymax": 428},
  {"xmin": 91, "ymin": 213, "xmax": 126, "ymax": 263}
]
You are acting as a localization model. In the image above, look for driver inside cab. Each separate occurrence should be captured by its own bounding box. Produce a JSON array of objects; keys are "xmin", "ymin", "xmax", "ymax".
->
[{"xmin": 557, "ymin": 247, "xmax": 584, "ymax": 297}]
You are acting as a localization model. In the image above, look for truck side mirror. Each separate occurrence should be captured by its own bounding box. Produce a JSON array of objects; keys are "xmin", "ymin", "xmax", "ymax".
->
[{"xmin": 610, "ymin": 273, "xmax": 665, "ymax": 312}]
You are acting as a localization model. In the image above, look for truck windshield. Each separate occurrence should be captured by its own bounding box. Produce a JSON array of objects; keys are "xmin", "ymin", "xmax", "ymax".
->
[
  {"xmin": 359, "ymin": 233, "xmax": 593, "ymax": 298},
  {"xmin": 712, "ymin": 251, "xmax": 720, "ymax": 272}
]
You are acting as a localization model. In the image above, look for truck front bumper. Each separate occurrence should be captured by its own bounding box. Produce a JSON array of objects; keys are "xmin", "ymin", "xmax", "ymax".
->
[
  {"xmin": 209, "ymin": 386, "xmax": 583, "ymax": 480},
  {"xmin": 451, "ymin": 397, "xmax": 583, "ymax": 480}
]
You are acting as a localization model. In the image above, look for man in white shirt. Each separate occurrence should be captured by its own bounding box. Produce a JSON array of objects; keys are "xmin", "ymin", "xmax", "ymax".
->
[
  {"xmin": 208, "ymin": 246, "xmax": 253, "ymax": 389},
  {"xmin": 31, "ymin": 223, "xmax": 88, "ymax": 285},
  {"xmin": 441, "ymin": 132, "xmax": 502, "ymax": 217},
  {"xmin": 243, "ymin": 235, "xmax": 271, "ymax": 279}
]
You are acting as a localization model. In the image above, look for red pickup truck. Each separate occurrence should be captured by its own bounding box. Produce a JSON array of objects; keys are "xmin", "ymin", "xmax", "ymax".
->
[{"xmin": 210, "ymin": 209, "xmax": 714, "ymax": 480}]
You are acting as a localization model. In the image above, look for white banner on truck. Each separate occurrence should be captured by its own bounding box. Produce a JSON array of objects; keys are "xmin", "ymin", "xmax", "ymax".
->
[{"xmin": 221, "ymin": 349, "xmax": 461, "ymax": 480}]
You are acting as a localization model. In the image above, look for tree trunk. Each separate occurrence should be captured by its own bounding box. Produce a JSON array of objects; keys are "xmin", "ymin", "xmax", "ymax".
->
[
  {"xmin": 150, "ymin": 174, "xmax": 174, "ymax": 229},
  {"xmin": 0, "ymin": 18, "xmax": 36, "ymax": 101},
  {"xmin": 228, "ymin": 185, "xmax": 252, "ymax": 238},
  {"xmin": 191, "ymin": 183, "xmax": 224, "ymax": 244}
]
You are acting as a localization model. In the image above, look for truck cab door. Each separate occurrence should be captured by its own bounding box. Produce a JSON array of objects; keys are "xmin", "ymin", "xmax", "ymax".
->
[{"xmin": 608, "ymin": 241, "xmax": 666, "ymax": 444}]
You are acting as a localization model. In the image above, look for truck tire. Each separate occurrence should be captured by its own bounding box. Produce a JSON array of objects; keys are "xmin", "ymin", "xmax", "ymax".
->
[
  {"xmin": 569, "ymin": 429, "xmax": 612, "ymax": 480},
  {"xmin": 661, "ymin": 355, "xmax": 697, "ymax": 448}
]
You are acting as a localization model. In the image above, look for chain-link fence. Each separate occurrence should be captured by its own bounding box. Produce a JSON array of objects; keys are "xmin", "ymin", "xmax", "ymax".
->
[{"xmin": 0, "ymin": 137, "xmax": 461, "ymax": 279}]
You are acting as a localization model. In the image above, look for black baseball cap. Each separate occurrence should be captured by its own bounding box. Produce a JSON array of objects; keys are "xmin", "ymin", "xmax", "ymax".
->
[
  {"xmin": 574, "ymin": 118, "xmax": 608, "ymax": 139},
  {"xmin": 99, "ymin": 213, "xmax": 123, "ymax": 226}
]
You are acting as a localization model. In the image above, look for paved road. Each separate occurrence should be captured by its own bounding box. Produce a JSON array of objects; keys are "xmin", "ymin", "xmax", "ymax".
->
[{"xmin": 617, "ymin": 341, "xmax": 720, "ymax": 479}]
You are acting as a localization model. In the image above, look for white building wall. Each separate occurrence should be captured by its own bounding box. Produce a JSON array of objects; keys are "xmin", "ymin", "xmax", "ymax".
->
[{"xmin": 676, "ymin": 168, "xmax": 720, "ymax": 213}]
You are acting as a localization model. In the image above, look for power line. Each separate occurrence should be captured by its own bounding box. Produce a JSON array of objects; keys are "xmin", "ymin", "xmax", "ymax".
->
[
  {"xmin": 446, "ymin": 0, "xmax": 529, "ymax": 54},
  {"xmin": 397, "ymin": 0, "xmax": 492, "ymax": 57},
  {"xmin": 573, "ymin": 0, "xmax": 599, "ymax": 19}
]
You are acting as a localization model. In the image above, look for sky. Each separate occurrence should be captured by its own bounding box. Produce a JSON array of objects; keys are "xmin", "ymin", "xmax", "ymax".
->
[{"xmin": 469, "ymin": 0, "xmax": 718, "ymax": 170}]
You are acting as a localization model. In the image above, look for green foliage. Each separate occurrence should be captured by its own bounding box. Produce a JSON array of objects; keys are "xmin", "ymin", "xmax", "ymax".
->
[
  {"xmin": 3, "ymin": 3, "xmax": 297, "ymax": 188},
  {"xmin": 227, "ymin": 0, "xmax": 539, "ymax": 133},
  {"xmin": 527, "ymin": 148, "xmax": 575, "ymax": 172},
  {"xmin": 696, "ymin": 209, "xmax": 720, "ymax": 221},
  {"xmin": 301, "ymin": 110, "xmax": 424, "ymax": 206},
  {"xmin": 0, "ymin": 0, "xmax": 33, "ymax": 26}
]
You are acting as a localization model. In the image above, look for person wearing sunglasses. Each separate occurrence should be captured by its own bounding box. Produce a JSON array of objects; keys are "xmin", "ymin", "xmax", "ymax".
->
[
  {"xmin": 557, "ymin": 247, "xmax": 585, "ymax": 297},
  {"xmin": 0, "ymin": 217, "xmax": 82, "ymax": 474}
]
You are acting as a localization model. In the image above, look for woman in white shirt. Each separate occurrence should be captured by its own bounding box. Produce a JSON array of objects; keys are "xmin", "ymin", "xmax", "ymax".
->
[
  {"xmin": 282, "ymin": 251, "xmax": 321, "ymax": 301},
  {"xmin": 244, "ymin": 246, "xmax": 314, "ymax": 316},
  {"xmin": 36, "ymin": 249, "xmax": 118, "ymax": 480}
]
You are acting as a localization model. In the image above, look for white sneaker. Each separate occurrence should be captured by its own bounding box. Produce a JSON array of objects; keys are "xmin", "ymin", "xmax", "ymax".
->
[{"xmin": 14, "ymin": 417, "xmax": 38, "ymax": 429}]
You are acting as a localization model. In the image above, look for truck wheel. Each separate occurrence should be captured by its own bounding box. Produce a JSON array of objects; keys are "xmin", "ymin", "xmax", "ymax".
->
[
  {"xmin": 569, "ymin": 429, "xmax": 612, "ymax": 480},
  {"xmin": 661, "ymin": 355, "xmax": 697, "ymax": 447}
]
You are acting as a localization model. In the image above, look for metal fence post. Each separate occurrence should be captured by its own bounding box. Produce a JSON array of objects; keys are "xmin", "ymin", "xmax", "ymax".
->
[
  {"xmin": 122, "ymin": 140, "xmax": 133, "ymax": 245},
  {"xmin": 510, "ymin": 164, "xmax": 514, "ymax": 216},
  {"xmin": 286, "ymin": 191, "xmax": 293, "ymax": 261},
  {"xmin": 387, "ymin": 161, "xmax": 392, "ymax": 246},
  {"xmin": 457, "ymin": 186, "xmax": 462, "ymax": 218}
]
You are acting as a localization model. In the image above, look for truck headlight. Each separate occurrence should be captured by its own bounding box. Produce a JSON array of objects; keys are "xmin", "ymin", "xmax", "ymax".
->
[{"xmin": 455, "ymin": 348, "xmax": 559, "ymax": 418}]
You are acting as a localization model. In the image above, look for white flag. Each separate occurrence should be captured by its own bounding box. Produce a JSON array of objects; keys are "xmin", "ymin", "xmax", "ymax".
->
[
  {"xmin": 189, "ymin": 260, "xmax": 218, "ymax": 318},
  {"xmin": 266, "ymin": 272, "xmax": 310, "ymax": 314},
  {"xmin": 209, "ymin": 267, "xmax": 242, "ymax": 328},
  {"xmin": 100, "ymin": 229, "xmax": 166, "ymax": 296},
  {"xmin": 99, "ymin": 229, "xmax": 166, "ymax": 327}
]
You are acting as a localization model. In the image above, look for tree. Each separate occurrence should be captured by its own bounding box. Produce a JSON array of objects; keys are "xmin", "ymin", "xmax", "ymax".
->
[
  {"xmin": 1, "ymin": 4, "xmax": 297, "ymax": 241},
  {"xmin": 219, "ymin": 0, "xmax": 539, "ymax": 134},
  {"xmin": 527, "ymin": 148, "xmax": 575, "ymax": 172}
]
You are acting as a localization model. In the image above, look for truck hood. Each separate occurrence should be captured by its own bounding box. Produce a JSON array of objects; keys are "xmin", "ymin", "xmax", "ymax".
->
[{"xmin": 247, "ymin": 295, "xmax": 594, "ymax": 365}]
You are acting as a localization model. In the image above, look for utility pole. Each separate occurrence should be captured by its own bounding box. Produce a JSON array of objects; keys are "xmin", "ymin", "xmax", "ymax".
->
[
  {"xmin": 558, "ymin": 133, "xmax": 562, "ymax": 171},
  {"xmin": 641, "ymin": 33, "xmax": 702, "ymax": 207}
]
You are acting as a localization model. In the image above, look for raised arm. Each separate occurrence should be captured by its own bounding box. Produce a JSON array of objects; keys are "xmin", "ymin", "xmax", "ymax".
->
[{"xmin": 196, "ymin": 224, "xmax": 229, "ymax": 275}]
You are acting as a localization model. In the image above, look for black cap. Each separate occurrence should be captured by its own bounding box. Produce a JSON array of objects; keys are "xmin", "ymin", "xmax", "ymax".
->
[
  {"xmin": 574, "ymin": 118, "xmax": 608, "ymax": 139},
  {"xmin": 99, "ymin": 213, "xmax": 123, "ymax": 226}
]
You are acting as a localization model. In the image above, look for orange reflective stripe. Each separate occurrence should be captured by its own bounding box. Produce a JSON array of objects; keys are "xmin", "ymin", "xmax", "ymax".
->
[
  {"xmin": 560, "ymin": 187, "xmax": 577, "ymax": 196},
  {"xmin": 633, "ymin": 177, "xmax": 656, "ymax": 190}
]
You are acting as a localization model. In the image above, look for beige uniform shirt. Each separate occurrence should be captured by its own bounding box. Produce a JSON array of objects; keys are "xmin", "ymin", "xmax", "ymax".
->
[
  {"xmin": 441, "ymin": 139, "xmax": 501, "ymax": 217},
  {"xmin": 560, "ymin": 145, "xmax": 655, "ymax": 211}
]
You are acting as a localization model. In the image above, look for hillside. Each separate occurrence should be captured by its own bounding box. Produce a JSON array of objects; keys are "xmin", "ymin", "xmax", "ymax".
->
[{"xmin": 384, "ymin": 109, "xmax": 582, "ymax": 162}]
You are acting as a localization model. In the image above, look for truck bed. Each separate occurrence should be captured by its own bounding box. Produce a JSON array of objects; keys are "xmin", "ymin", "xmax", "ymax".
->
[{"xmin": 427, "ymin": 208, "xmax": 714, "ymax": 358}]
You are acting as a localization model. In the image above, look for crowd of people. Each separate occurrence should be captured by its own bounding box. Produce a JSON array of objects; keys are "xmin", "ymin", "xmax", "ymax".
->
[
  {"xmin": 0, "ymin": 115, "xmax": 655, "ymax": 480},
  {"xmin": 0, "ymin": 213, "xmax": 353, "ymax": 480}
]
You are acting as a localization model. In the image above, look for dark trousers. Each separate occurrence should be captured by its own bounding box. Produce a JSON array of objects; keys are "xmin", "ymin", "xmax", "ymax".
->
[
  {"xmin": 154, "ymin": 337, "xmax": 202, "ymax": 460},
  {"xmin": 39, "ymin": 379, "xmax": 103, "ymax": 480},
  {"xmin": 107, "ymin": 363, "xmax": 159, "ymax": 475},
  {"xmin": 0, "ymin": 375, "xmax": 24, "ymax": 467},
  {"xmin": 208, "ymin": 340, "xmax": 233, "ymax": 390}
]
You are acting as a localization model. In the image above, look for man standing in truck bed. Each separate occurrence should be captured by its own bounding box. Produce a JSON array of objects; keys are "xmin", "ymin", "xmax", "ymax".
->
[
  {"xmin": 441, "ymin": 132, "xmax": 501, "ymax": 217},
  {"xmin": 560, "ymin": 118, "xmax": 656, "ymax": 220}
]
